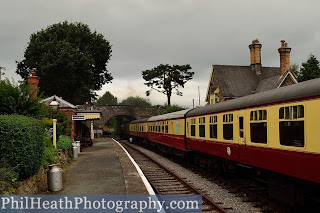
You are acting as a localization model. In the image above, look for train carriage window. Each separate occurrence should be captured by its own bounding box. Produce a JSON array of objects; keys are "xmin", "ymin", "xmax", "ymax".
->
[
  {"xmin": 223, "ymin": 114, "xmax": 233, "ymax": 140},
  {"xmin": 187, "ymin": 122, "xmax": 189, "ymax": 135},
  {"xmin": 165, "ymin": 121, "xmax": 168, "ymax": 133},
  {"xmin": 176, "ymin": 120, "xmax": 181, "ymax": 134},
  {"xmin": 191, "ymin": 118, "xmax": 196, "ymax": 137},
  {"xmin": 209, "ymin": 115, "xmax": 218, "ymax": 139},
  {"xmin": 250, "ymin": 110, "xmax": 267, "ymax": 144},
  {"xmin": 239, "ymin": 117, "xmax": 244, "ymax": 138},
  {"xmin": 199, "ymin": 117, "xmax": 205, "ymax": 137},
  {"xmin": 279, "ymin": 105, "xmax": 304, "ymax": 147}
]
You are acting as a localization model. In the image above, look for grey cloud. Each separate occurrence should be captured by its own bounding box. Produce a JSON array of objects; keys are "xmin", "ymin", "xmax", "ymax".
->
[{"xmin": 1, "ymin": 0, "xmax": 320, "ymax": 106}]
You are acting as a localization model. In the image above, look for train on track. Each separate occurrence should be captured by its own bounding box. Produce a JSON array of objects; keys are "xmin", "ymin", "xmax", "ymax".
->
[{"xmin": 129, "ymin": 77, "xmax": 320, "ymax": 206}]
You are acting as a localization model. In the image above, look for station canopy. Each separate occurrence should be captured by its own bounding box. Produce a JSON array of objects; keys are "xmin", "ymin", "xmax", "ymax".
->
[{"xmin": 75, "ymin": 110, "xmax": 101, "ymax": 120}]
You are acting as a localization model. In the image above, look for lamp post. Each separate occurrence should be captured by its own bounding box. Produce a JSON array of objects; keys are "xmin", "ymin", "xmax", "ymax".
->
[{"xmin": 50, "ymin": 98, "xmax": 59, "ymax": 148}]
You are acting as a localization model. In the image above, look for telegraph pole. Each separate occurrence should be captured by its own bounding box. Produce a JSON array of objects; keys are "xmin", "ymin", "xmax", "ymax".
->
[{"xmin": 198, "ymin": 86, "xmax": 200, "ymax": 106}]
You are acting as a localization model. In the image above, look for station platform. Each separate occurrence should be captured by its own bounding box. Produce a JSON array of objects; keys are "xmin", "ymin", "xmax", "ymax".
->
[{"xmin": 51, "ymin": 138, "xmax": 151, "ymax": 195}]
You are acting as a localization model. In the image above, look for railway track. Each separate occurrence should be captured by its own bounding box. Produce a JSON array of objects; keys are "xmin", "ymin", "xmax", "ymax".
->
[
  {"xmin": 121, "ymin": 141, "xmax": 230, "ymax": 213},
  {"xmin": 120, "ymin": 140, "xmax": 288, "ymax": 212}
]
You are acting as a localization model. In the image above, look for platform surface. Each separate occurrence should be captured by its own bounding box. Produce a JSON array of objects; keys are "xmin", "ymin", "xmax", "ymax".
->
[{"xmin": 51, "ymin": 138, "xmax": 149, "ymax": 195}]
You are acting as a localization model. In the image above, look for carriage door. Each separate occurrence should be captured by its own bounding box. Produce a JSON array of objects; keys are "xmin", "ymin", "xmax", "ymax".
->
[{"xmin": 238, "ymin": 110, "xmax": 248, "ymax": 163}]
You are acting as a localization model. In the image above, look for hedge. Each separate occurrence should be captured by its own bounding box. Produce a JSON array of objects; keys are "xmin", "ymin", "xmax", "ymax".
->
[{"xmin": 0, "ymin": 115, "xmax": 44, "ymax": 180}]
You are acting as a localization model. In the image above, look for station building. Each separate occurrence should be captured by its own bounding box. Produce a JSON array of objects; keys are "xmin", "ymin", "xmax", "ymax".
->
[{"xmin": 206, "ymin": 39, "xmax": 298, "ymax": 105}]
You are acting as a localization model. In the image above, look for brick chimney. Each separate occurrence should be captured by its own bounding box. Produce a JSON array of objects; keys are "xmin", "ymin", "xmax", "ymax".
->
[
  {"xmin": 278, "ymin": 40, "xmax": 291, "ymax": 75},
  {"xmin": 249, "ymin": 39, "xmax": 262, "ymax": 75},
  {"xmin": 27, "ymin": 71, "xmax": 39, "ymax": 98}
]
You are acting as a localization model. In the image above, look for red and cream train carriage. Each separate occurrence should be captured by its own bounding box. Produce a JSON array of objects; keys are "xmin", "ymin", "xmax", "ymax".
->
[
  {"xmin": 129, "ymin": 118, "xmax": 148, "ymax": 141},
  {"xmin": 146, "ymin": 109, "xmax": 190, "ymax": 151},
  {"xmin": 185, "ymin": 78, "xmax": 320, "ymax": 184},
  {"xmin": 129, "ymin": 78, "xmax": 320, "ymax": 205}
]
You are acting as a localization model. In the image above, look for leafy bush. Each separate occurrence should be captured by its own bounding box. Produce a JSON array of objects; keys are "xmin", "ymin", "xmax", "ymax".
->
[
  {"xmin": 0, "ymin": 159, "xmax": 19, "ymax": 194},
  {"xmin": 42, "ymin": 121, "xmax": 65, "ymax": 139},
  {"xmin": 57, "ymin": 135, "xmax": 73, "ymax": 150},
  {"xmin": 40, "ymin": 105, "xmax": 68, "ymax": 137},
  {"xmin": 162, "ymin": 104, "xmax": 186, "ymax": 114},
  {"xmin": 42, "ymin": 134, "xmax": 58, "ymax": 169},
  {"xmin": 119, "ymin": 96, "xmax": 152, "ymax": 107},
  {"xmin": 0, "ymin": 79, "xmax": 42, "ymax": 117},
  {"xmin": 0, "ymin": 115, "xmax": 44, "ymax": 180}
]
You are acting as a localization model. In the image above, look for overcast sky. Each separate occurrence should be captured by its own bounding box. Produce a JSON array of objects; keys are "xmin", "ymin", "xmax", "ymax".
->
[{"xmin": 1, "ymin": 0, "xmax": 320, "ymax": 108}]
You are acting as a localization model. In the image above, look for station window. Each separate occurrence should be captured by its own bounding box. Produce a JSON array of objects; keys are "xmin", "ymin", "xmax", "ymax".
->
[
  {"xmin": 223, "ymin": 114, "xmax": 233, "ymax": 140},
  {"xmin": 250, "ymin": 110, "xmax": 267, "ymax": 144},
  {"xmin": 191, "ymin": 118, "xmax": 196, "ymax": 137},
  {"xmin": 199, "ymin": 117, "xmax": 205, "ymax": 137},
  {"xmin": 209, "ymin": 115, "xmax": 218, "ymax": 139},
  {"xmin": 279, "ymin": 105, "xmax": 304, "ymax": 147}
]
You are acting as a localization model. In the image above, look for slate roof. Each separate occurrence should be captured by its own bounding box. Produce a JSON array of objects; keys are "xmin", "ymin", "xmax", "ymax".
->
[
  {"xmin": 191, "ymin": 77, "xmax": 320, "ymax": 117},
  {"xmin": 211, "ymin": 65, "xmax": 293, "ymax": 98}
]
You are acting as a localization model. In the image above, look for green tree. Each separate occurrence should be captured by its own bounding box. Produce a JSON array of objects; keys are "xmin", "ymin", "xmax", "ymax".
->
[
  {"xmin": 298, "ymin": 54, "xmax": 320, "ymax": 82},
  {"xmin": 290, "ymin": 63, "xmax": 300, "ymax": 80},
  {"xmin": 119, "ymin": 96, "xmax": 152, "ymax": 107},
  {"xmin": 162, "ymin": 104, "xmax": 185, "ymax": 114},
  {"xmin": 96, "ymin": 91, "xmax": 117, "ymax": 105},
  {"xmin": 0, "ymin": 79, "xmax": 42, "ymax": 117},
  {"xmin": 142, "ymin": 64, "xmax": 194, "ymax": 106},
  {"xmin": 16, "ymin": 21, "xmax": 113, "ymax": 105}
]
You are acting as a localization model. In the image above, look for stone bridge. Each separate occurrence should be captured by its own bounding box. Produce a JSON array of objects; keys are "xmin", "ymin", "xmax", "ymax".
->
[{"xmin": 77, "ymin": 105, "xmax": 163, "ymax": 129}]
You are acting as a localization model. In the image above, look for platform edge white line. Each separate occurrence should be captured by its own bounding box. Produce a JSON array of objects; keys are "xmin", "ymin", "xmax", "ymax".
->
[{"xmin": 112, "ymin": 138, "xmax": 155, "ymax": 195}]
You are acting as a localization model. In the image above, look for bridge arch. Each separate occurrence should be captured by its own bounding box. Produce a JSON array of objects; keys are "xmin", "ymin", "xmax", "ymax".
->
[{"xmin": 77, "ymin": 105, "xmax": 163, "ymax": 129}]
